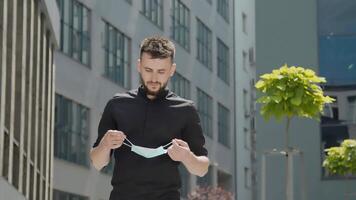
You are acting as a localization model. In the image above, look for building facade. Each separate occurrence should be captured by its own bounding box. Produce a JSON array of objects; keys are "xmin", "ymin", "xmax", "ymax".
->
[
  {"xmin": 0, "ymin": 0, "xmax": 60, "ymax": 200},
  {"xmin": 233, "ymin": 0, "xmax": 257, "ymax": 199},
  {"xmin": 53, "ymin": 0, "xmax": 255, "ymax": 199}
]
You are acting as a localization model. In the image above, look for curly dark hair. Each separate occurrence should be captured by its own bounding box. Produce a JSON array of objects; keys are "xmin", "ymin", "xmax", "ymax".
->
[{"xmin": 140, "ymin": 36, "xmax": 175, "ymax": 62}]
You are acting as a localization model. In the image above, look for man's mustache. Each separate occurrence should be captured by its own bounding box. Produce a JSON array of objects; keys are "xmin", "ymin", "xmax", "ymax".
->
[{"xmin": 147, "ymin": 81, "xmax": 161, "ymax": 85}]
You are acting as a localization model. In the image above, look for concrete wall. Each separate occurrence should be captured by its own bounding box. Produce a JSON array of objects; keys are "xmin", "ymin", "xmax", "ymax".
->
[{"xmin": 234, "ymin": 0, "xmax": 257, "ymax": 199}]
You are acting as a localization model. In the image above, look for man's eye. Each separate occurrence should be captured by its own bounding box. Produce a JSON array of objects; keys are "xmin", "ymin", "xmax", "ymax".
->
[{"xmin": 159, "ymin": 71, "xmax": 165, "ymax": 74}]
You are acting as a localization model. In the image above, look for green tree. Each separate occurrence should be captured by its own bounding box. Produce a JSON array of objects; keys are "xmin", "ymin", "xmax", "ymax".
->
[
  {"xmin": 323, "ymin": 139, "xmax": 356, "ymax": 175},
  {"xmin": 255, "ymin": 64, "xmax": 334, "ymax": 149},
  {"xmin": 255, "ymin": 64, "xmax": 334, "ymax": 200}
]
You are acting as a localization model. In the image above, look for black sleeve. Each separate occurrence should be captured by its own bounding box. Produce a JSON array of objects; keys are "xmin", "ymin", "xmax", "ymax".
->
[
  {"xmin": 181, "ymin": 103, "xmax": 208, "ymax": 156},
  {"xmin": 93, "ymin": 99, "xmax": 117, "ymax": 156}
]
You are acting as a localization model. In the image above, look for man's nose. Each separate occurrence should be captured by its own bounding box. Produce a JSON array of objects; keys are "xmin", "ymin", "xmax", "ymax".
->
[{"xmin": 151, "ymin": 72, "xmax": 158, "ymax": 82}]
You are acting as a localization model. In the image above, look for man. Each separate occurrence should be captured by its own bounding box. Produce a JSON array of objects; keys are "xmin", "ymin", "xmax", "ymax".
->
[{"xmin": 90, "ymin": 36, "xmax": 209, "ymax": 200}]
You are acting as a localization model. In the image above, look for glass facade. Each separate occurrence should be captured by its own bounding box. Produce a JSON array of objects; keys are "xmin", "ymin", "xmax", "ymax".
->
[
  {"xmin": 57, "ymin": 0, "xmax": 90, "ymax": 66},
  {"xmin": 142, "ymin": 0, "xmax": 164, "ymax": 28},
  {"xmin": 171, "ymin": 72, "xmax": 191, "ymax": 99},
  {"xmin": 196, "ymin": 18, "xmax": 212, "ymax": 70},
  {"xmin": 171, "ymin": 0, "xmax": 190, "ymax": 51},
  {"xmin": 217, "ymin": 38, "xmax": 230, "ymax": 84},
  {"xmin": 103, "ymin": 21, "xmax": 131, "ymax": 88},
  {"xmin": 218, "ymin": 103, "xmax": 230, "ymax": 147},
  {"xmin": 217, "ymin": 0, "xmax": 229, "ymax": 22},
  {"xmin": 318, "ymin": 0, "xmax": 356, "ymax": 178},
  {"xmin": 197, "ymin": 88, "xmax": 213, "ymax": 137},
  {"xmin": 53, "ymin": 189, "xmax": 89, "ymax": 200},
  {"xmin": 54, "ymin": 94, "xmax": 90, "ymax": 167}
]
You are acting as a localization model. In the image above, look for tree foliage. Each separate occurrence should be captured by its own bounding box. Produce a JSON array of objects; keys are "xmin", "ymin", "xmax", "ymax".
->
[
  {"xmin": 255, "ymin": 64, "xmax": 334, "ymax": 121},
  {"xmin": 323, "ymin": 139, "xmax": 356, "ymax": 175}
]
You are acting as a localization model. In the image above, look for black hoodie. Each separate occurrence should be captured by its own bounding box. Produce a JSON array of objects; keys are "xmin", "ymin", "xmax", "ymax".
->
[{"xmin": 93, "ymin": 86, "xmax": 208, "ymax": 200}]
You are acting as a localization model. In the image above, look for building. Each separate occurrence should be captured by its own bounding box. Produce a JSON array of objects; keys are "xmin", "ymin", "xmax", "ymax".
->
[
  {"xmin": 321, "ymin": 86, "xmax": 356, "ymax": 158},
  {"xmin": 53, "ymin": 0, "xmax": 256, "ymax": 199},
  {"xmin": 233, "ymin": 0, "xmax": 257, "ymax": 199},
  {"xmin": 0, "ymin": 0, "xmax": 60, "ymax": 200},
  {"xmin": 255, "ymin": 0, "xmax": 356, "ymax": 199}
]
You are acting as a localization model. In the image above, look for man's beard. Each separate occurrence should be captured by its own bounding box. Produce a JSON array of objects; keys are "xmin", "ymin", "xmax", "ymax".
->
[{"xmin": 140, "ymin": 76, "xmax": 168, "ymax": 97}]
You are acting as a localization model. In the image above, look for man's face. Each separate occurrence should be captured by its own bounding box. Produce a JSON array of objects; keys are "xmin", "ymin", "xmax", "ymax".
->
[{"xmin": 137, "ymin": 52, "xmax": 176, "ymax": 97}]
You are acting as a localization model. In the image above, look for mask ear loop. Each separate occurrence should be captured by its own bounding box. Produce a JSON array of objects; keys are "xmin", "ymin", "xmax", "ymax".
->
[
  {"xmin": 162, "ymin": 141, "xmax": 173, "ymax": 149},
  {"xmin": 123, "ymin": 138, "xmax": 133, "ymax": 147}
]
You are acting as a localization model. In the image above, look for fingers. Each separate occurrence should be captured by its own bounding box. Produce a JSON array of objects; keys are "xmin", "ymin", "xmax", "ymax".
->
[
  {"xmin": 107, "ymin": 130, "xmax": 126, "ymax": 139},
  {"xmin": 110, "ymin": 137, "xmax": 125, "ymax": 144},
  {"xmin": 167, "ymin": 144, "xmax": 186, "ymax": 162},
  {"xmin": 108, "ymin": 138, "xmax": 125, "ymax": 149},
  {"xmin": 104, "ymin": 130, "xmax": 127, "ymax": 149},
  {"xmin": 167, "ymin": 147, "xmax": 178, "ymax": 161},
  {"xmin": 168, "ymin": 142, "xmax": 182, "ymax": 155},
  {"xmin": 172, "ymin": 138, "xmax": 188, "ymax": 147},
  {"xmin": 107, "ymin": 130, "xmax": 125, "ymax": 136},
  {"xmin": 167, "ymin": 145, "xmax": 176, "ymax": 153},
  {"xmin": 111, "ymin": 143, "xmax": 122, "ymax": 149},
  {"xmin": 167, "ymin": 149, "xmax": 174, "ymax": 160}
]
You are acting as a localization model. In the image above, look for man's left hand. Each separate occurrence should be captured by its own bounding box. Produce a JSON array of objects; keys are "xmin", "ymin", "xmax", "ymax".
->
[{"xmin": 167, "ymin": 139, "xmax": 192, "ymax": 162}]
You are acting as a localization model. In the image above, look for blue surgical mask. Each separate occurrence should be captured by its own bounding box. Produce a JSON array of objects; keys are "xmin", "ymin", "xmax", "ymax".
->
[{"xmin": 123, "ymin": 138, "xmax": 172, "ymax": 158}]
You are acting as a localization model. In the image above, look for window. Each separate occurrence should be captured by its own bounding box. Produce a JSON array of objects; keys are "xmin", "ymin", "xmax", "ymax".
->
[
  {"xmin": 171, "ymin": 72, "xmax": 191, "ymax": 99},
  {"xmin": 242, "ymin": 12, "xmax": 247, "ymax": 34},
  {"xmin": 57, "ymin": 0, "xmax": 90, "ymax": 65},
  {"xmin": 217, "ymin": 38, "xmax": 230, "ymax": 83},
  {"xmin": 250, "ymin": 117, "xmax": 255, "ymax": 131},
  {"xmin": 103, "ymin": 21, "xmax": 131, "ymax": 88},
  {"xmin": 54, "ymin": 94, "xmax": 90, "ymax": 167},
  {"xmin": 243, "ymin": 89, "xmax": 249, "ymax": 118},
  {"xmin": 197, "ymin": 165, "xmax": 213, "ymax": 186},
  {"xmin": 196, "ymin": 18, "xmax": 212, "ymax": 70},
  {"xmin": 197, "ymin": 88, "xmax": 213, "ymax": 137},
  {"xmin": 218, "ymin": 103, "xmax": 230, "ymax": 147},
  {"xmin": 243, "ymin": 50, "xmax": 248, "ymax": 71},
  {"xmin": 249, "ymin": 47, "xmax": 255, "ymax": 66},
  {"xmin": 142, "ymin": 0, "xmax": 164, "ymax": 29},
  {"xmin": 217, "ymin": 170, "xmax": 232, "ymax": 191},
  {"xmin": 347, "ymin": 96, "xmax": 356, "ymax": 123},
  {"xmin": 171, "ymin": 0, "xmax": 190, "ymax": 50},
  {"xmin": 244, "ymin": 167, "xmax": 251, "ymax": 188},
  {"xmin": 321, "ymin": 95, "xmax": 356, "ymax": 178},
  {"xmin": 250, "ymin": 79, "xmax": 256, "ymax": 116},
  {"xmin": 217, "ymin": 0, "xmax": 229, "ymax": 22},
  {"xmin": 53, "ymin": 189, "xmax": 89, "ymax": 200},
  {"xmin": 244, "ymin": 127, "xmax": 249, "ymax": 149},
  {"xmin": 318, "ymin": 0, "xmax": 356, "ymax": 86},
  {"xmin": 332, "ymin": 107, "xmax": 339, "ymax": 120},
  {"xmin": 3, "ymin": 127, "xmax": 9, "ymax": 180}
]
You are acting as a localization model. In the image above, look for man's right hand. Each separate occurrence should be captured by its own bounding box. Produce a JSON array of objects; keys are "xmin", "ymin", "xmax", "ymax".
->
[{"xmin": 99, "ymin": 130, "xmax": 126, "ymax": 150}]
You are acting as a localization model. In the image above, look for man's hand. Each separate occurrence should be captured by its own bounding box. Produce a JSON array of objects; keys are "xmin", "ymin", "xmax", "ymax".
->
[
  {"xmin": 167, "ymin": 139, "xmax": 192, "ymax": 162},
  {"xmin": 99, "ymin": 130, "xmax": 126, "ymax": 150},
  {"xmin": 167, "ymin": 138, "xmax": 209, "ymax": 177}
]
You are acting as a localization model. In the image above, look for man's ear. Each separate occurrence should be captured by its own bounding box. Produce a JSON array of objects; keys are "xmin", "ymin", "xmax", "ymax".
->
[
  {"xmin": 170, "ymin": 63, "xmax": 177, "ymax": 77},
  {"xmin": 137, "ymin": 59, "xmax": 141, "ymax": 73}
]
